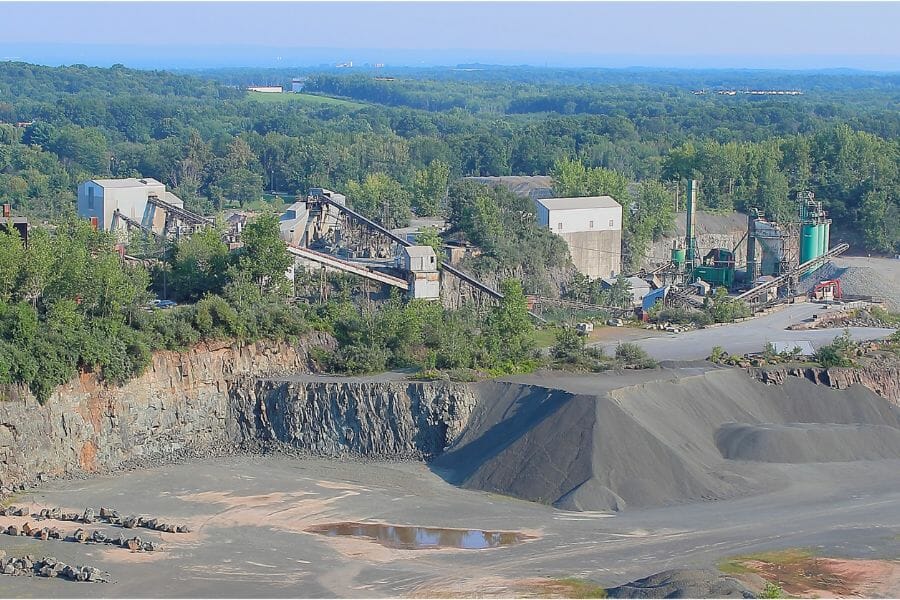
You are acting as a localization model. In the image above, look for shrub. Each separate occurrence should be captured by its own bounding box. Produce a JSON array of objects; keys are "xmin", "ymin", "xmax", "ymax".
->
[{"xmin": 615, "ymin": 342, "xmax": 658, "ymax": 368}]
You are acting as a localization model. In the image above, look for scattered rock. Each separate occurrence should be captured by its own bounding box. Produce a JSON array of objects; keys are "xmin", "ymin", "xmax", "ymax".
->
[
  {"xmin": 48, "ymin": 527, "xmax": 62, "ymax": 539},
  {"xmin": 176, "ymin": 524, "xmax": 190, "ymax": 533},
  {"xmin": 122, "ymin": 515, "xmax": 137, "ymax": 529},
  {"xmin": 99, "ymin": 507, "xmax": 112, "ymax": 518},
  {"xmin": 37, "ymin": 527, "xmax": 50, "ymax": 541},
  {"xmin": 5, "ymin": 525, "xmax": 20, "ymax": 536},
  {"xmin": 82, "ymin": 508, "xmax": 95, "ymax": 524},
  {"xmin": 22, "ymin": 522, "xmax": 36, "ymax": 536},
  {"xmin": 124, "ymin": 536, "xmax": 142, "ymax": 551},
  {"xmin": 90, "ymin": 530, "xmax": 107, "ymax": 544},
  {"xmin": 72, "ymin": 528, "xmax": 87, "ymax": 543}
]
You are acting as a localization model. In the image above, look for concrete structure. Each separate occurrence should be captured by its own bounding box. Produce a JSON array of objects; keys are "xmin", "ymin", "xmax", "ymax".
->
[
  {"xmin": 401, "ymin": 246, "xmax": 440, "ymax": 300},
  {"xmin": 535, "ymin": 196, "xmax": 622, "ymax": 279},
  {"xmin": 77, "ymin": 178, "xmax": 184, "ymax": 233},
  {"xmin": 279, "ymin": 201, "xmax": 311, "ymax": 245},
  {"xmin": 601, "ymin": 276, "xmax": 652, "ymax": 307}
]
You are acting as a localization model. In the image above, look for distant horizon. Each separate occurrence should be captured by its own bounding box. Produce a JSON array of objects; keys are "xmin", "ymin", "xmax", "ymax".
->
[
  {"xmin": 2, "ymin": 43, "xmax": 900, "ymax": 73},
  {"xmin": 2, "ymin": 2, "xmax": 900, "ymax": 72}
]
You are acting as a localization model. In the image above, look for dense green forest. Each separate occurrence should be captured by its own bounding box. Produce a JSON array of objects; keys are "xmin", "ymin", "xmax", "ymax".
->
[
  {"xmin": 1, "ymin": 61, "xmax": 897, "ymax": 396},
  {"xmin": 0, "ymin": 61, "xmax": 898, "ymax": 255}
]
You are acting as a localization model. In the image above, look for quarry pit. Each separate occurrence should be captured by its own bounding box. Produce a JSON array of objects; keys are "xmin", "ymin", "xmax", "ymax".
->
[{"xmin": 4, "ymin": 346, "xmax": 900, "ymax": 596}]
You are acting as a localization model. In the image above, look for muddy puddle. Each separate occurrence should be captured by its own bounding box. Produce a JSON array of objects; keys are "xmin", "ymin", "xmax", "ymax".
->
[{"xmin": 306, "ymin": 522, "xmax": 532, "ymax": 550}]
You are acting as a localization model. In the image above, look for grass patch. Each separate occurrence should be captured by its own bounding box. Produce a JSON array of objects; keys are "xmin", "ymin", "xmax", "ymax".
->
[
  {"xmin": 719, "ymin": 548, "xmax": 814, "ymax": 574},
  {"xmin": 545, "ymin": 577, "xmax": 607, "ymax": 599},
  {"xmin": 533, "ymin": 327, "xmax": 561, "ymax": 348},
  {"xmin": 246, "ymin": 90, "xmax": 365, "ymax": 108}
]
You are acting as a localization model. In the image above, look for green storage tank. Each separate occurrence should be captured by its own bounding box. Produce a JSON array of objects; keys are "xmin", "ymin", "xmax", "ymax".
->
[
  {"xmin": 823, "ymin": 222, "xmax": 831, "ymax": 254},
  {"xmin": 800, "ymin": 224, "xmax": 817, "ymax": 263},
  {"xmin": 671, "ymin": 247, "xmax": 686, "ymax": 265}
]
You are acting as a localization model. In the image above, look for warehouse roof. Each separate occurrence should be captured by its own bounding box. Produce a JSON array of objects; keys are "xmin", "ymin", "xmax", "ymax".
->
[
  {"xmin": 403, "ymin": 245, "xmax": 437, "ymax": 258},
  {"xmin": 90, "ymin": 178, "xmax": 164, "ymax": 189},
  {"xmin": 536, "ymin": 196, "xmax": 621, "ymax": 211}
]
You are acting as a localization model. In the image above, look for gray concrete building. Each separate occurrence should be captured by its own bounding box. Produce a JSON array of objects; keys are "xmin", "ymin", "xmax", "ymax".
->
[{"xmin": 534, "ymin": 196, "xmax": 623, "ymax": 280}]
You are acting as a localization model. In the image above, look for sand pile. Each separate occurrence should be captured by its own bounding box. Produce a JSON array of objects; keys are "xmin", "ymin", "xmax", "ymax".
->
[
  {"xmin": 716, "ymin": 422, "xmax": 900, "ymax": 463},
  {"xmin": 433, "ymin": 368, "xmax": 900, "ymax": 511},
  {"xmin": 606, "ymin": 568, "xmax": 755, "ymax": 599}
]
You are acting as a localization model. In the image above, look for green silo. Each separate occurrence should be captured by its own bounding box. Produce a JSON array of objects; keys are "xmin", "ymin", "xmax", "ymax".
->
[
  {"xmin": 671, "ymin": 247, "xmax": 686, "ymax": 265},
  {"xmin": 801, "ymin": 224, "xmax": 817, "ymax": 263}
]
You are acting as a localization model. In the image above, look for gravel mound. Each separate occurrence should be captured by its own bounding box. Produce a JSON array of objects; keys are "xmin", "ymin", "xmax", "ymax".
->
[
  {"xmin": 606, "ymin": 568, "xmax": 755, "ymax": 599},
  {"xmin": 434, "ymin": 369, "xmax": 900, "ymax": 511},
  {"xmin": 801, "ymin": 257, "xmax": 900, "ymax": 310},
  {"xmin": 716, "ymin": 422, "xmax": 900, "ymax": 463}
]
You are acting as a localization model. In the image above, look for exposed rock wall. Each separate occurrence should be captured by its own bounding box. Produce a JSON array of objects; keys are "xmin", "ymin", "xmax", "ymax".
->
[
  {"xmin": 0, "ymin": 334, "xmax": 334, "ymax": 492},
  {"xmin": 754, "ymin": 365, "xmax": 900, "ymax": 404},
  {"xmin": 228, "ymin": 378, "xmax": 478, "ymax": 459}
]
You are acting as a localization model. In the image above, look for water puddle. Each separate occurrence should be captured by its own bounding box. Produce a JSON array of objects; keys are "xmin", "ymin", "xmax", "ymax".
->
[{"xmin": 306, "ymin": 521, "xmax": 532, "ymax": 550}]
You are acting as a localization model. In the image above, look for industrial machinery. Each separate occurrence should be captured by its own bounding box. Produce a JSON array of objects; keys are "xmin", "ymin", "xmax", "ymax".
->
[
  {"xmin": 810, "ymin": 279, "xmax": 842, "ymax": 302},
  {"xmin": 692, "ymin": 247, "xmax": 736, "ymax": 288}
]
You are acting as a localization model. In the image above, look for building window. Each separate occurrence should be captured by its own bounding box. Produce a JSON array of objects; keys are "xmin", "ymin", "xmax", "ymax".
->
[
  {"xmin": 609, "ymin": 219, "xmax": 614, "ymax": 227},
  {"xmin": 88, "ymin": 187, "xmax": 94, "ymax": 209},
  {"xmin": 558, "ymin": 223, "xmax": 563, "ymax": 231},
  {"xmin": 589, "ymin": 220, "xmax": 594, "ymax": 229}
]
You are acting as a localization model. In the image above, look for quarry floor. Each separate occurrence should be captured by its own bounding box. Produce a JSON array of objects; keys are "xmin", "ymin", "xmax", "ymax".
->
[{"xmin": 4, "ymin": 454, "xmax": 900, "ymax": 598}]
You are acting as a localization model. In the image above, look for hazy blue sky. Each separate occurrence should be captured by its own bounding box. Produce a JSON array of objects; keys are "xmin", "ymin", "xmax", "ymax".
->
[{"xmin": 1, "ymin": 2, "xmax": 899, "ymax": 70}]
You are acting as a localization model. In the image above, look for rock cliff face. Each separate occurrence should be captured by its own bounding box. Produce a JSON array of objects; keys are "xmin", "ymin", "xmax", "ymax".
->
[
  {"xmin": 754, "ymin": 365, "xmax": 900, "ymax": 404},
  {"xmin": 0, "ymin": 334, "xmax": 334, "ymax": 492},
  {"xmin": 0, "ymin": 332, "xmax": 477, "ymax": 492},
  {"xmin": 229, "ymin": 379, "xmax": 478, "ymax": 458}
]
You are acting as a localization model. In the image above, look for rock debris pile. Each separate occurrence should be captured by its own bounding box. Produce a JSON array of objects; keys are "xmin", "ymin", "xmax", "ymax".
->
[
  {"xmin": 0, "ymin": 551, "xmax": 107, "ymax": 583},
  {"xmin": 0, "ymin": 504, "xmax": 192, "ymax": 553}
]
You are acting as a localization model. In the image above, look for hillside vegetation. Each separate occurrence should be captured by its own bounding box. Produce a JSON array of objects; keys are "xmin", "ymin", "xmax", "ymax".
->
[{"xmin": 0, "ymin": 61, "xmax": 897, "ymax": 254}]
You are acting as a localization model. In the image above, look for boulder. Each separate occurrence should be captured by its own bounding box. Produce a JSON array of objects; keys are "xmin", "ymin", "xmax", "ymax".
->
[
  {"xmin": 122, "ymin": 515, "xmax": 138, "ymax": 529},
  {"xmin": 48, "ymin": 527, "xmax": 62, "ymax": 539},
  {"xmin": 98, "ymin": 507, "xmax": 112, "ymax": 518},
  {"xmin": 90, "ymin": 530, "xmax": 107, "ymax": 543},
  {"xmin": 82, "ymin": 508, "xmax": 95, "ymax": 524},
  {"xmin": 5, "ymin": 525, "xmax": 20, "ymax": 536},
  {"xmin": 37, "ymin": 527, "xmax": 50, "ymax": 541},
  {"xmin": 21, "ymin": 522, "xmax": 35, "ymax": 536},
  {"xmin": 125, "ymin": 536, "xmax": 142, "ymax": 551},
  {"xmin": 72, "ymin": 528, "xmax": 87, "ymax": 543},
  {"xmin": 176, "ymin": 524, "xmax": 191, "ymax": 533}
]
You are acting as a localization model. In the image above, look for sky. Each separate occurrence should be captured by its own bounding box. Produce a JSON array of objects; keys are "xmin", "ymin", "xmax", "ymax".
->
[{"xmin": 1, "ymin": 1, "xmax": 899, "ymax": 70}]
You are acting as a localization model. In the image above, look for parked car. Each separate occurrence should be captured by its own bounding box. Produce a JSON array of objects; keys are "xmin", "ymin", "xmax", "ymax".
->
[
  {"xmin": 150, "ymin": 299, "xmax": 178, "ymax": 310},
  {"xmin": 606, "ymin": 318, "xmax": 624, "ymax": 327}
]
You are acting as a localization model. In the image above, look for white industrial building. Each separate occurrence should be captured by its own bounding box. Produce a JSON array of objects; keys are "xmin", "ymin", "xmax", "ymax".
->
[
  {"xmin": 401, "ymin": 246, "xmax": 440, "ymax": 300},
  {"xmin": 534, "ymin": 196, "xmax": 623, "ymax": 279},
  {"xmin": 77, "ymin": 178, "xmax": 184, "ymax": 234}
]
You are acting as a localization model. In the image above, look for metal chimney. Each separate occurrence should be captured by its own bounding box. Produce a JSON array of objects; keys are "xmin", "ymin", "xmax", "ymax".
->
[{"xmin": 685, "ymin": 180, "xmax": 699, "ymax": 267}]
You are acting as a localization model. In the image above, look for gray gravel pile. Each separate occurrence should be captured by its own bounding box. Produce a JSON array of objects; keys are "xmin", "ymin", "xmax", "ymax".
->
[
  {"xmin": 801, "ymin": 257, "xmax": 900, "ymax": 311},
  {"xmin": 606, "ymin": 568, "xmax": 755, "ymax": 598},
  {"xmin": 716, "ymin": 422, "xmax": 900, "ymax": 463},
  {"xmin": 435, "ymin": 369, "xmax": 900, "ymax": 511}
]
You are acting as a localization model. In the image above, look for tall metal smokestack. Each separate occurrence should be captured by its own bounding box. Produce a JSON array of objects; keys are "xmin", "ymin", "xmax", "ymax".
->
[{"xmin": 685, "ymin": 179, "xmax": 698, "ymax": 267}]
